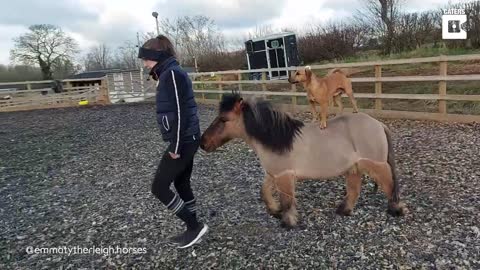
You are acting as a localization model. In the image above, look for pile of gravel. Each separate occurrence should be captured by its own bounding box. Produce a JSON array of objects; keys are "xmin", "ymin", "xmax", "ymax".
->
[{"xmin": 1, "ymin": 102, "xmax": 479, "ymax": 269}]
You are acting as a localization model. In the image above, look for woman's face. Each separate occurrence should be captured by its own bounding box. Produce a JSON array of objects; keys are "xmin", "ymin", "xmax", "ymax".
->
[{"xmin": 143, "ymin": 59, "xmax": 157, "ymax": 69}]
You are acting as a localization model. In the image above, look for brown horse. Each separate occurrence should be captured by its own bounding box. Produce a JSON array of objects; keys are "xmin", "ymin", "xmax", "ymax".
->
[{"xmin": 200, "ymin": 93, "xmax": 407, "ymax": 228}]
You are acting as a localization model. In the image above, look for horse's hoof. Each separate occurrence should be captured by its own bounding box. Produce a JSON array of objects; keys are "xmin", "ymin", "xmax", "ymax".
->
[
  {"xmin": 387, "ymin": 202, "xmax": 407, "ymax": 217},
  {"xmin": 280, "ymin": 221, "xmax": 295, "ymax": 229},
  {"xmin": 335, "ymin": 202, "xmax": 353, "ymax": 216},
  {"xmin": 280, "ymin": 214, "xmax": 298, "ymax": 228},
  {"xmin": 269, "ymin": 211, "xmax": 282, "ymax": 219},
  {"xmin": 297, "ymin": 224, "xmax": 308, "ymax": 231}
]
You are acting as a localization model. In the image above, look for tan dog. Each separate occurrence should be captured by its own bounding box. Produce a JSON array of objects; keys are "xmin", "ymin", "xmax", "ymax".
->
[{"xmin": 288, "ymin": 67, "xmax": 359, "ymax": 129}]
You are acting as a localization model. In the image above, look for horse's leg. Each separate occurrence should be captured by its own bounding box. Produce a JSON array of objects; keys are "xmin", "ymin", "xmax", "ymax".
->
[
  {"xmin": 357, "ymin": 159, "xmax": 407, "ymax": 216},
  {"xmin": 275, "ymin": 173, "xmax": 298, "ymax": 228},
  {"xmin": 373, "ymin": 182, "xmax": 379, "ymax": 193},
  {"xmin": 260, "ymin": 175, "xmax": 281, "ymax": 218},
  {"xmin": 336, "ymin": 173, "xmax": 362, "ymax": 216}
]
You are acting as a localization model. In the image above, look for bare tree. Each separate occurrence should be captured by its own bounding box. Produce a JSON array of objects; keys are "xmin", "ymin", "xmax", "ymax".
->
[
  {"xmin": 458, "ymin": 0, "xmax": 480, "ymax": 48},
  {"xmin": 0, "ymin": 64, "xmax": 43, "ymax": 82},
  {"xmin": 356, "ymin": 0, "xmax": 402, "ymax": 54},
  {"xmin": 247, "ymin": 24, "xmax": 276, "ymax": 39},
  {"xmin": 114, "ymin": 41, "xmax": 141, "ymax": 69},
  {"xmin": 158, "ymin": 18, "xmax": 181, "ymax": 48},
  {"xmin": 157, "ymin": 16, "xmax": 226, "ymax": 65},
  {"xmin": 83, "ymin": 44, "xmax": 113, "ymax": 71},
  {"xmin": 10, "ymin": 24, "xmax": 79, "ymax": 79},
  {"xmin": 297, "ymin": 21, "xmax": 369, "ymax": 63},
  {"xmin": 53, "ymin": 59, "xmax": 82, "ymax": 79},
  {"xmin": 395, "ymin": 11, "xmax": 439, "ymax": 51},
  {"xmin": 141, "ymin": 32, "xmax": 157, "ymax": 42},
  {"xmin": 92, "ymin": 44, "xmax": 112, "ymax": 70}
]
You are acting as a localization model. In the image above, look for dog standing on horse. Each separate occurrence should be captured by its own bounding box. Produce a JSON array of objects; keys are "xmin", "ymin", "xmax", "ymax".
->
[{"xmin": 288, "ymin": 67, "xmax": 360, "ymax": 129}]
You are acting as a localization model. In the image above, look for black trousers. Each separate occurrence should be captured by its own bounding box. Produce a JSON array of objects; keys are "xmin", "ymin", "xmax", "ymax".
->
[{"xmin": 151, "ymin": 140, "xmax": 200, "ymax": 213}]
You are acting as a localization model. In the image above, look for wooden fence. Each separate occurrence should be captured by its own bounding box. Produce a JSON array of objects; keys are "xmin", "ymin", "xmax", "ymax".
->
[
  {"xmin": 0, "ymin": 78, "xmax": 110, "ymax": 112},
  {"xmin": 1, "ymin": 54, "xmax": 479, "ymax": 123},
  {"xmin": 189, "ymin": 54, "xmax": 480, "ymax": 123}
]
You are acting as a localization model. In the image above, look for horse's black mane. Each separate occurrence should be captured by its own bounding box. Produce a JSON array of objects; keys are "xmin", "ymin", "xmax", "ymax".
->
[{"xmin": 219, "ymin": 94, "xmax": 304, "ymax": 154}]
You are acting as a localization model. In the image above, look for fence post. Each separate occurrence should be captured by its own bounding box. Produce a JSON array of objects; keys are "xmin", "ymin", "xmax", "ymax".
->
[
  {"xmin": 217, "ymin": 74, "xmax": 223, "ymax": 100},
  {"xmin": 375, "ymin": 65, "xmax": 382, "ymax": 111},
  {"xmin": 195, "ymin": 75, "xmax": 205, "ymax": 101},
  {"xmin": 26, "ymin": 82, "xmax": 32, "ymax": 91},
  {"xmin": 201, "ymin": 76, "xmax": 206, "ymax": 101},
  {"xmin": 290, "ymin": 71, "xmax": 297, "ymax": 106},
  {"xmin": 92, "ymin": 83, "xmax": 99, "ymax": 103},
  {"xmin": 439, "ymin": 59, "xmax": 447, "ymax": 114},
  {"xmin": 261, "ymin": 72, "xmax": 267, "ymax": 99},
  {"xmin": 97, "ymin": 77, "xmax": 111, "ymax": 105},
  {"xmin": 139, "ymin": 68, "xmax": 145, "ymax": 99},
  {"xmin": 238, "ymin": 73, "xmax": 242, "ymax": 92},
  {"xmin": 66, "ymin": 81, "xmax": 73, "ymax": 92}
]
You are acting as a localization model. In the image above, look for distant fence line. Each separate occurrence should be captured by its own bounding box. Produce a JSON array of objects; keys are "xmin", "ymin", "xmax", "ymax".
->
[
  {"xmin": 1, "ymin": 54, "xmax": 479, "ymax": 123},
  {"xmin": 189, "ymin": 54, "xmax": 480, "ymax": 123}
]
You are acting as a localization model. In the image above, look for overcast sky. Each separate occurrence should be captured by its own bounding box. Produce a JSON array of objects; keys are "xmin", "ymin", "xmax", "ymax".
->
[{"xmin": 0, "ymin": 0, "xmax": 461, "ymax": 65}]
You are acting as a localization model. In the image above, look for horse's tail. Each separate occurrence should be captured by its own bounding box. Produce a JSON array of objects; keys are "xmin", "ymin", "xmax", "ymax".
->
[{"xmin": 383, "ymin": 124, "xmax": 400, "ymax": 204}]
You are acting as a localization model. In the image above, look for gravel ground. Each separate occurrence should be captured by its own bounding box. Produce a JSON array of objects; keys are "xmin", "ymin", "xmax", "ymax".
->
[{"xmin": 1, "ymin": 102, "xmax": 479, "ymax": 269}]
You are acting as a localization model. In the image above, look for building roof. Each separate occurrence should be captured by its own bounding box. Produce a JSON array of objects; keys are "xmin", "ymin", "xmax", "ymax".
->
[
  {"xmin": 68, "ymin": 68, "xmax": 142, "ymax": 79},
  {"xmin": 70, "ymin": 66, "xmax": 196, "ymax": 79},
  {"xmin": 69, "ymin": 71, "xmax": 106, "ymax": 80},
  {"xmin": 249, "ymin": 31, "xmax": 296, "ymax": 42}
]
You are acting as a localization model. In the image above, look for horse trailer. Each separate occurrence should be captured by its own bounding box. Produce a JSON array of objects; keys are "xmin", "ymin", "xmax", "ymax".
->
[{"xmin": 245, "ymin": 32, "xmax": 301, "ymax": 80}]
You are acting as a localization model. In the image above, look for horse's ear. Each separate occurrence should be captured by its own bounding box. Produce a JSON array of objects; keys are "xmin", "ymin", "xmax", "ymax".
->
[{"xmin": 233, "ymin": 98, "xmax": 244, "ymax": 114}]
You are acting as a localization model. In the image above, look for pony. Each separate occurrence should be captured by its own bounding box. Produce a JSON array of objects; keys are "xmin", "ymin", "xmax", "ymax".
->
[{"xmin": 200, "ymin": 93, "xmax": 407, "ymax": 227}]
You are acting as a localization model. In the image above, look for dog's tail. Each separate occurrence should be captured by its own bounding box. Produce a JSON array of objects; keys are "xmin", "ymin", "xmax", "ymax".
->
[
  {"xmin": 327, "ymin": 67, "xmax": 369, "ymax": 77},
  {"xmin": 327, "ymin": 68, "xmax": 344, "ymax": 76}
]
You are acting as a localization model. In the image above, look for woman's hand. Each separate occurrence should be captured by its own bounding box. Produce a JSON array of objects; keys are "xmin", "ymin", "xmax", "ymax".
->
[{"xmin": 169, "ymin": 152, "xmax": 180, "ymax": 159}]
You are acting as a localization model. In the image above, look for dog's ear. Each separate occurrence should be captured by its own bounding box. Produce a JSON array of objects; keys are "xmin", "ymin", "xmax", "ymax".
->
[{"xmin": 305, "ymin": 67, "xmax": 312, "ymax": 81}]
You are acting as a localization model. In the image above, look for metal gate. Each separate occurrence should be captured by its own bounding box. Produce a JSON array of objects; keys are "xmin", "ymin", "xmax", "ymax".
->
[{"xmin": 106, "ymin": 69, "xmax": 156, "ymax": 103}]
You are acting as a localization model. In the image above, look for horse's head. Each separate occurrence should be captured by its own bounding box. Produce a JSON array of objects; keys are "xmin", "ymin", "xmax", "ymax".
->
[{"xmin": 200, "ymin": 93, "xmax": 246, "ymax": 152}]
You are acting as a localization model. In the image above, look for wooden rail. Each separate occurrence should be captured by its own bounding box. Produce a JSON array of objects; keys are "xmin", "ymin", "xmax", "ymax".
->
[
  {"xmin": 189, "ymin": 54, "xmax": 480, "ymax": 76},
  {"xmin": 190, "ymin": 54, "xmax": 480, "ymax": 123},
  {"xmin": 1, "ymin": 54, "xmax": 479, "ymax": 122},
  {"xmin": 0, "ymin": 78, "xmax": 110, "ymax": 112}
]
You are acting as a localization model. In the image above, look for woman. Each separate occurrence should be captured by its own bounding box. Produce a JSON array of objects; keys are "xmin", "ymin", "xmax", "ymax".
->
[{"xmin": 138, "ymin": 35, "xmax": 208, "ymax": 248}]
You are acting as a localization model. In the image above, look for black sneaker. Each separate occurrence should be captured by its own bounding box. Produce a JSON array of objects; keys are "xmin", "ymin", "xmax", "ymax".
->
[
  {"xmin": 168, "ymin": 233, "xmax": 184, "ymax": 244},
  {"xmin": 169, "ymin": 233, "xmax": 203, "ymax": 245},
  {"xmin": 177, "ymin": 223, "xmax": 208, "ymax": 249}
]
